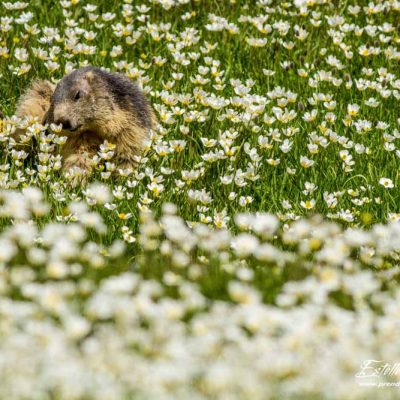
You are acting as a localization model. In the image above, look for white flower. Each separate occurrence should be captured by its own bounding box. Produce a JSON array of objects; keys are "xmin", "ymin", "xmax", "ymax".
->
[
  {"xmin": 64, "ymin": 315, "xmax": 91, "ymax": 339},
  {"xmin": 0, "ymin": 238, "xmax": 16, "ymax": 262},
  {"xmin": 84, "ymin": 183, "xmax": 112, "ymax": 205},
  {"xmin": 231, "ymin": 233, "xmax": 259, "ymax": 257},
  {"xmin": 379, "ymin": 178, "xmax": 394, "ymax": 189}
]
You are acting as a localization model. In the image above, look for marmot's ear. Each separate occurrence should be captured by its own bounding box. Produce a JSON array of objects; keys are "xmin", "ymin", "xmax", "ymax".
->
[
  {"xmin": 84, "ymin": 70, "xmax": 96, "ymax": 83},
  {"xmin": 80, "ymin": 80, "xmax": 91, "ymax": 97},
  {"xmin": 84, "ymin": 71, "xmax": 97, "ymax": 85},
  {"xmin": 82, "ymin": 71, "xmax": 96, "ymax": 95}
]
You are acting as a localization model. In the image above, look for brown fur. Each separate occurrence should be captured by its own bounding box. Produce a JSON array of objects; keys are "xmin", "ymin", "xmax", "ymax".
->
[
  {"xmin": 15, "ymin": 80, "xmax": 55, "ymax": 120},
  {"xmin": 14, "ymin": 67, "xmax": 156, "ymax": 183},
  {"xmin": 14, "ymin": 80, "xmax": 55, "ymax": 141}
]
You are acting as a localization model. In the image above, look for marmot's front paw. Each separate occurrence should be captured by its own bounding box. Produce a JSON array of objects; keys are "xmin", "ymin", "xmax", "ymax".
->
[{"xmin": 63, "ymin": 155, "xmax": 92, "ymax": 187}]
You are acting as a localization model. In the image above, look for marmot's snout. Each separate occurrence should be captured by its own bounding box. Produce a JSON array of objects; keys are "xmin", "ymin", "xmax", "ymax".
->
[
  {"xmin": 54, "ymin": 117, "xmax": 75, "ymax": 131},
  {"xmin": 50, "ymin": 101, "xmax": 84, "ymax": 133},
  {"xmin": 47, "ymin": 104, "xmax": 85, "ymax": 134}
]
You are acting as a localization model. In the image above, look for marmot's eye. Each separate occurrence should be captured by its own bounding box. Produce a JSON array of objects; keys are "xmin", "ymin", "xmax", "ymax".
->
[{"xmin": 74, "ymin": 90, "xmax": 81, "ymax": 100}]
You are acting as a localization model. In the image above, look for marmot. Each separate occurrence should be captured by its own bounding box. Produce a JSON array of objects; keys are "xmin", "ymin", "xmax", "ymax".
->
[{"xmin": 15, "ymin": 66, "xmax": 156, "ymax": 179}]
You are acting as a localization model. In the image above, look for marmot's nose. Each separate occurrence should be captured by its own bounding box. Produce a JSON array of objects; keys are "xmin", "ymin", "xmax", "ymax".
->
[{"xmin": 55, "ymin": 118, "xmax": 72, "ymax": 130}]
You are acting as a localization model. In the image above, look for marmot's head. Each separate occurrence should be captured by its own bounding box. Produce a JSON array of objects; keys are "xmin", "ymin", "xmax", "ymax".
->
[
  {"xmin": 45, "ymin": 66, "xmax": 153, "ymax": 137},
  {"xmin": 45, "ymin": 67, "xmax": 115, "ymax": 136}
]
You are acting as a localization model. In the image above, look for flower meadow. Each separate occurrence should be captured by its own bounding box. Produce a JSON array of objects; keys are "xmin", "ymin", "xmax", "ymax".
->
[{"xmin": 1, "ymin": 0, "xmax": 400, "ymax": 398}]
